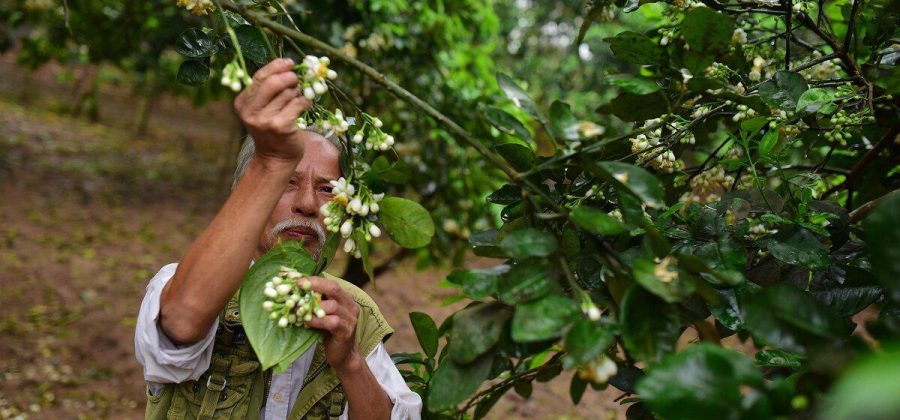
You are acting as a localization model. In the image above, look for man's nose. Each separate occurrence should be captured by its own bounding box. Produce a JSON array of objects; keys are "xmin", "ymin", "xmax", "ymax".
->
[{"xmin": 292, "ymin": 186, "xmax": 319, "ymax": 217}]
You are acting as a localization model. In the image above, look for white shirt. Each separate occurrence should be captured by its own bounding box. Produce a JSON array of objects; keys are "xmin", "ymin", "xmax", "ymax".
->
[{"xmin": 134, "ymin": 263, "xmax": 422, "ymax": 419}]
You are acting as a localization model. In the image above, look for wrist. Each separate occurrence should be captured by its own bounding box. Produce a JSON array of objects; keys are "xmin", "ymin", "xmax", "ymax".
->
[{"xmin": 333, "ymin": 348, "xmax": 366, "ymax": 377}]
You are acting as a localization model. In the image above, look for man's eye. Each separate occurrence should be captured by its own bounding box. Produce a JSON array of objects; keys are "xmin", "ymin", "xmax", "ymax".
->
[{"xmin": 321, "ymin": 186, "xmax": 334, "ymax": 193}]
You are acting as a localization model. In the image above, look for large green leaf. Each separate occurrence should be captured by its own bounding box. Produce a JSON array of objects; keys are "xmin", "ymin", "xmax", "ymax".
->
[
  {"xmin": 511, "ymin": 294, "xmax": 579, "ymax": 342},
  {"xmin": 632, "ymin": 258, "xmax": 696, "ymax": 303},
  {"xmin": 636, "ymin": 343, "xmax": 764, "ymax": 420},
  {"xmin": 239, "ymin": 241, "xmax": 319, "ymax": 372},
  {"xmin": 409, "ymin": 312, "xmax": 439, "ymax": 358},
  {"xmin": 447, "ymin": 303, "xmax": 511, "ymax": 363},
  {"xmin": 175, "ymin": 28, "xmax": 216, "ymax": 58},
  {"xmin": 570, "ymin": 205, "xmax": 629, "ymax": 236},
  {"xmin": 427, "ymin": 351, "xmax": 494, "ymax": 411},
  {"xmin": 681, "ymin": 7, "xmax": 734, "ymax": 54},
  {"xmin": 499, "ymin": 228, "xmax": 558, "ymax": 259},
  {"xmin": 593, "ymin": 161, "xmax": 665, "ymax": 208},
  {"xmin": 378, "ymin": 197, "xmax": 435, "ymax": 248},
  {"xmin": 233, "ymin": 24, "xmax": 269, "ymax": 64},
  {"xmin": 822, "ymin": 349, "xmax": 900, "ymax": 420},
  {"xmin": 862, "ymin": 192, "xmax": 900, "ymax": 303},
  {"xmin": 498, "ymin": 259, "xmax": 555, "ymax": 304},
  {"xmin": 453, "ymin": 264, "xmax": 508, "ymax": 300},
  {"xmin": 481, "ymin": 105, "xmax": 531, "ymax": 142},
  {"xmin": 176, "ymin": 59, "xmax": 210, "ymax": 86},
  {"xmin": 759, "ymin": 71, "xmax": 809, "ymax": 110},
  {"xmin": 742, "ymin": 283, "xmax": 846, "ymax": 353},
  {"xmin": 796, "ymin": 87, "xmax": 838, "ymax": 115},
  {"xmin": 562, "ymin": 319, "xmax": 616, "ymax": 368},
  {"xmin": 604, "ymin": 31, "xmax": 666, "ymax": 65},
  {"xmin": 763, "ymin": 227, "xmax": 830, "ymax": 271},
  {"xmin": 496, "ymin": 72, "xmax": 548, "ymax": 124},
  {"xmin": 620, "ymin": 286, "xmax": 681, "ymax": 363},
  {"xmin": 494, "ymin": 142, "xmax": 536, "ymax": 172},
  {"xmin": 607, "ymin": 75, "xmax": 661, "ymax": 94}
]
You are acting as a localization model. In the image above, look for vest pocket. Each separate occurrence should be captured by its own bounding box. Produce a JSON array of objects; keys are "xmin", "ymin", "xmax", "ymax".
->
[{"xmin": 167, "ymin": 356, "xmax": 262, "ymax": 419}]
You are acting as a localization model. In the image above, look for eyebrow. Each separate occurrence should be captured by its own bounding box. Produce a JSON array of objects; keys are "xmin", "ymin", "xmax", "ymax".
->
[{"xmin": 293, "ymin": 172, "xmax": 335, "ymax": 184}]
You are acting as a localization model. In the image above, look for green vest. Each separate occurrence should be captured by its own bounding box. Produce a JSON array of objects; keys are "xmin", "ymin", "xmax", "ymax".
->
[{"xmin": 144, "ymin": 274, "xmax": 394, "ymax": 420}]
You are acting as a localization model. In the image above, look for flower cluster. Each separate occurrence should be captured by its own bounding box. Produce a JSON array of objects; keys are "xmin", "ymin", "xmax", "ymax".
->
[
  {"xmin": 351, "ymin": 114, "xmax": 396, "ymax": 151},
  {"xmin": 321, "ymin": 178, "xmax": 385, "ymax": 258},
  {"xmin": 731, "ymin": 103, "xmax": 758, "ymax": 122},
  {"xmin": 747, "ymin": 220, "xmax": 779, "ymax": 240},
  {"xmin": 221, "ymin": 59, "xmax": 252, "ymax": 93},
  {"xmin": 748, "ymin": 56, "xmax": 773, "ymax": 82},
  {"xmin": 298, "ymin": 108, "xmax": 352, "ymax": 138},
  {"xmin": 262, "ymin": 266, "xmax": 326, "ymax": 328},
  {"xmin": 177, "ymin": 0, "xmax": 214, "ymax": 16},
  {"xmin": 577, "ymin": 355, "xmax": 618, "ymax": 385},
  {"xmin": 800, "ymin": 51, "xmax": 843, "ymax": 81},
  {"xmin": 680, "ymin": 165, "xmax": 736, "ymax": 205},
  {"xmin": 296, "ymin": 55, "xmax": 338, "ymax": 100},
  {"xmin": 629, "ymin": 118, "xmax": 685, "ymax": 174},
  {"xmin": 824, "ymin": 110, "xmax": 873, "ymax": 145}
]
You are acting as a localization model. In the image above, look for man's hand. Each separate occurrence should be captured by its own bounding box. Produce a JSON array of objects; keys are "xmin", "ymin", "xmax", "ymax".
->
[
  {"xmin": 234, "ymin": 58, "xmax": 313, "ymax": 165},
  {"xmin": 304, "ymin": 277, "xmax": 362, "ymax": 371}
]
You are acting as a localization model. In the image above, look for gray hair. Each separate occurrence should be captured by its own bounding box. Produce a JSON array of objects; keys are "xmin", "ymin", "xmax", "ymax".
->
[{"xmin": 232, "ymin": 132, "xmax": 342, "ymax": 190}]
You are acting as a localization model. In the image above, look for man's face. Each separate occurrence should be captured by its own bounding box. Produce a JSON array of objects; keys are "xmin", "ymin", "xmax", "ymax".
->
[{"xmin": 259, "ymin": 134, "xmax": 341, "ymax": 258}]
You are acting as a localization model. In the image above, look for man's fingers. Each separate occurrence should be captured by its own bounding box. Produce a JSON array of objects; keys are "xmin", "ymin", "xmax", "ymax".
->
[
  {"xmin": 275, "ymin": 97, "xmax": 313, "ymax": 126},
  {"xmin": 307, "ymin": 277, "xmax": 355, "ymax": 307},
  {"xmin": 252, "ymin": 58, "xmax": 294, "ymax": 84},
  {"xmin": 246, "ymin": 72, "xmax": 299, "ymax": 110},
  {"xmin": 305, "ymin": 314, "xmax": 341, "ymax": 333},
  {"xmin": 267, "ymin": 86, "xmax": 301, "ymax": 113},
  {"xmin": 318, "ymin": 299, "xmax": 340, "ymax": 315}
]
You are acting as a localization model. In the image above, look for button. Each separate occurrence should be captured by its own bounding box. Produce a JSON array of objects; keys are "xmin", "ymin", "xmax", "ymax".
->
[{"xmin": 273, "ymin": 392, "xmax": 282, "ymax": 402}]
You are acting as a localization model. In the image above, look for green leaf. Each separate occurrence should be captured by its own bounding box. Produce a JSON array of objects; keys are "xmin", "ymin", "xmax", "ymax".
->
[
  {"xmin": 822, "ymin": 349, "xmax": 900, "ymax": 420},
  {"xmin": 233, "ymin": 24, "xmax": 269, "ymax": 64},
  {"xmin": 632, "ymin": 258, "xmax": 696, "ymax": 303},
  {"xmin": 239, "ymin": 241, "xmax": 319, "ymax": 371},
  {"xmin": 621, "ymin": 286, "xmax": 681, "ymax": 363},
  {"xmin": 496, "ymin": 72, "xmax": 548, "ymax": 124},
  {"xmin": 409, "ymin": 312, "xmax": 439, "ymax": 359},
  {"xmin": 604, "ymin": 31, "xmax": 666, "ymax": 65},
  {"xmin": 759, "ymin": 71, "xmax": 808, "ymax": 110},
  {"xmin": 763, "ymin": 227, "xmax": 830, "ymax": 271},
  {"xmin": 511, "ymin": 294, "xmax": 579, "ymax": 342},
  {"xmin": 370, "ymin": 156, "xmax": 410, "ymax": 184},
  {"xmin": 758, "ymin": 128, "xmax": 779, "ymax": 159},
  {"xmin": 455, "ymin": 265, "xmax": 508, "ymax": 300},
  {"xmin": 607, "ymin": 75, "xmax": 661, "ymax": 94},
  {"xmin": 570, "ymin": 375, "xmax": 588, "ymax": 405},
  {"xmin": 482, "ymin": 105, "xmax": 531, "ymax": 141},
  {"xmin": 742, "ymin": 283, "xmax": 846, "ymax": 353},
  {"xmin": 427, "ymin": 351, "xmax": 494, "ymax": 411},
  {"xmin": 499, "ymin": 228, "xmax": 558, "ymax": 259},
  {"xmin": 378, "ymin": 197, "xmax": 435, "ymax": 248},
  {"xmin": 175, "ymin": 28, "xmax": 216, "ymax": 58},
  {"xmin": 755, "ymin": 349, "xmax": 804, "ymax": 369},
  {"xmin": 594, "ymin": 161, "xmax": 665, "ymax": 208},
  {"xmin": 498, "ymin": 259, "xmax": 555, "ymax": 304},
  {"xmin": 176, "ymin": 60, "xmax": 210, "ymax": 86},
  {"xmin": 796, "ymin": 87, "xmax": 837, "ymax": 115},
  {"xmin": 636, "ymin": 343, "xmax": 764, "ymax": 420},
  {"xmin": 570, "ymin": 205, "xmax": 629, "ymax": 236},
  {"xmin": 494, "ymin": 142, "xmax": 536, "ymax": 172},
  {"xmin": 447, "ymin": 303, "xmax": 511, "ymax": 364},
  {"xmin": 469, "ymin": 229, "xmax": 508, "ymax": 258},
  {"xmin": 597, "ymin": 91, "xmax": 667, "ymax": 122},
  {"xmin": 549, "ymin": 100, "xmax": 578, "ymax": 140},
  {"xmin": 486, "ymin": 184, "xmax": 522, "ymax": 205},
  {"xmin": 562, "ymin": 319, "xmax": 616, "ymax": 368},
  {"xmin": 681, "ymin": 7, "xmax": 735, "ymax": 54},
  {"xmin": 862, "ymin": 192, "xmax": 900, "ymax": 303}
]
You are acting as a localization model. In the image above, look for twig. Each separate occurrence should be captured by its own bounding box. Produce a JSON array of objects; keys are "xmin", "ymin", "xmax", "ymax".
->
[
  {"xmin": 823, "ymin": 126, "xmax": 900, "ymax": 197},
  {"xmin": 850, "ymin": 189, "xmax": 900, "ymax": 223}
]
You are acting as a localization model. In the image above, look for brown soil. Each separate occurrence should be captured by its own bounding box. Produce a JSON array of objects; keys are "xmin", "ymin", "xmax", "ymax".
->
[{"xmin": 0, "ymin": 56, "xmax": 621, "ymax": 419}]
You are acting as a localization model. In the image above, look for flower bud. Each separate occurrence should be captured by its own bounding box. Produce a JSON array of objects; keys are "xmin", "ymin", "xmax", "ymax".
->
[
  {"xmin": 276, "ymin": 284, "xmax": 292, "ymax": 295},
  {"xmin": 304, "ymin": 313, "xmax": 313, "ymax": 322},
  {"xmin": 348, "ymin": 198, "xmax": 362, "ymax": 214},
  {"xmin": 301, "ymin": 280, "xmax": 312, "ymax": 291},
  {"xmin": 278, "ymin": 317, "xmax": 289, "ymax": 328},
  {"xmin": 360, "ymin": 203, "xmax": 369, "ymax": 216},
  {"xmin": 344, "ymin": 238, "xmax": 356, "ymax": 253},
  {"xmin": 303, "ymin": 87, "xmax": 316, "ymax": 99},
  {"xmin": 315, "ymin": 308, "xmax": 326, "ymax": 318},
  {"xmin": 320, "ymin": 56, "xmax": 330, "ymax": 65},
  {"xmin": 588, "ymin": 306, "xmax": 601, "ymax": 321},
  {"xmin": 340, "ymin": 219, "xmax": 353, "ymax": 238},
  {"xmin": 262, "ymin": 301, "xmax": 274, "ymax": 311},
  {"xmin": 369, "ymin": 202, "xmax": 379, "ymax": 213},
  {"xmin": 373, "ymin": 118, "xmax": 383, "ymax": 128},
  {"xmin": 327, "ymin": 69, "xmax": 337, "ymax": 80},
  {"xmin": 369, "ymin": 224, "xmax": 381, "ymax": 238},
  {"xmin": 352, "ymin": 133, "xmax": 364, "ymax": 144},
  {"xmin": 264, "ymin": 287, "xmax": 277, "ymax": 298},
  {"xmin": 313, "ymin": 81, "xmax": 327, "ymax": 95}
]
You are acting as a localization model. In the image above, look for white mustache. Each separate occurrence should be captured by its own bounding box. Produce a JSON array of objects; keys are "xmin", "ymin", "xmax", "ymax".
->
[{"xmin": 268, "ymin": 218, "xmax": 326, "ymax": 255}]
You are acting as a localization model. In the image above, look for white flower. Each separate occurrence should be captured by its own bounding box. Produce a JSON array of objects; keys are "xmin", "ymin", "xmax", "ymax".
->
[
  {"xmin": 340, "ymin": 219, "xmax": 353, "ymax": 238},
  {"xmin": 369, "ymin": 224, "xmax": 381, "ymax": 238},
  {"xmin": 177, "ymin": 0, "xmax": 214, "ymax": 16},
  {"xmin": 732, "ymin": 28, "xmax": 747, "ymax": 44}
]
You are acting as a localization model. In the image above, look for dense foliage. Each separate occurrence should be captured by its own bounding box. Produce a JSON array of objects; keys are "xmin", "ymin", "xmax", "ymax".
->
[{"xmin": 8, "ymin": 0, "xmax": 899, "ymax": 418}]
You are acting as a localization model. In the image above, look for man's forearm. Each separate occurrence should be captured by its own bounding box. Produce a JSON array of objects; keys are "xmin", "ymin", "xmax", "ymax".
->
[
  {"xmin": 336, "ymin": 351, "xmax": 393, "ymax": 420},
  {"xmin": 160, "ymin": 157, "xmax": 297, "ymax": 345}
]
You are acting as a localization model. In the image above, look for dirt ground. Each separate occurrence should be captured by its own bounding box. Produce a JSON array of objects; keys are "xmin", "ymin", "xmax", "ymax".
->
[{"xmin": 0, "ymin": 56, "xmax": 622, "ymax": 419}]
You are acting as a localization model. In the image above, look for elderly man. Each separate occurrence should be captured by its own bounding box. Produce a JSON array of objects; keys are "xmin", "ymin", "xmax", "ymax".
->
[{"xmin": 135, "ymin": 58, "xmax": 421, "ymax": 419}]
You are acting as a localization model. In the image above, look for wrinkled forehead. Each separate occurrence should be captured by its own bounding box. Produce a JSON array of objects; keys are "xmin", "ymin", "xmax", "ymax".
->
[{"xmin": 297, "ymin": 133, "xmax": 341, "ymax": 178}]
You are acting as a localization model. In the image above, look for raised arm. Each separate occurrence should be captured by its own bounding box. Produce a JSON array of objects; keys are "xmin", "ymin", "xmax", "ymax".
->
[{"xmin": 160, "ymin": 58, "xmax": 313, "ymax": 345}]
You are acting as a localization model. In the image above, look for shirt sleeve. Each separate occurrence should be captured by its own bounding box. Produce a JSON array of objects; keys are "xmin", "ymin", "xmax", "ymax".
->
[
  {"xmin": 134, "ymin": 263, "xmax": 219, "ymax": 384},
  {"xmin": 360, "ymin": 342, "xmax": 423, "ymax": 420}
]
